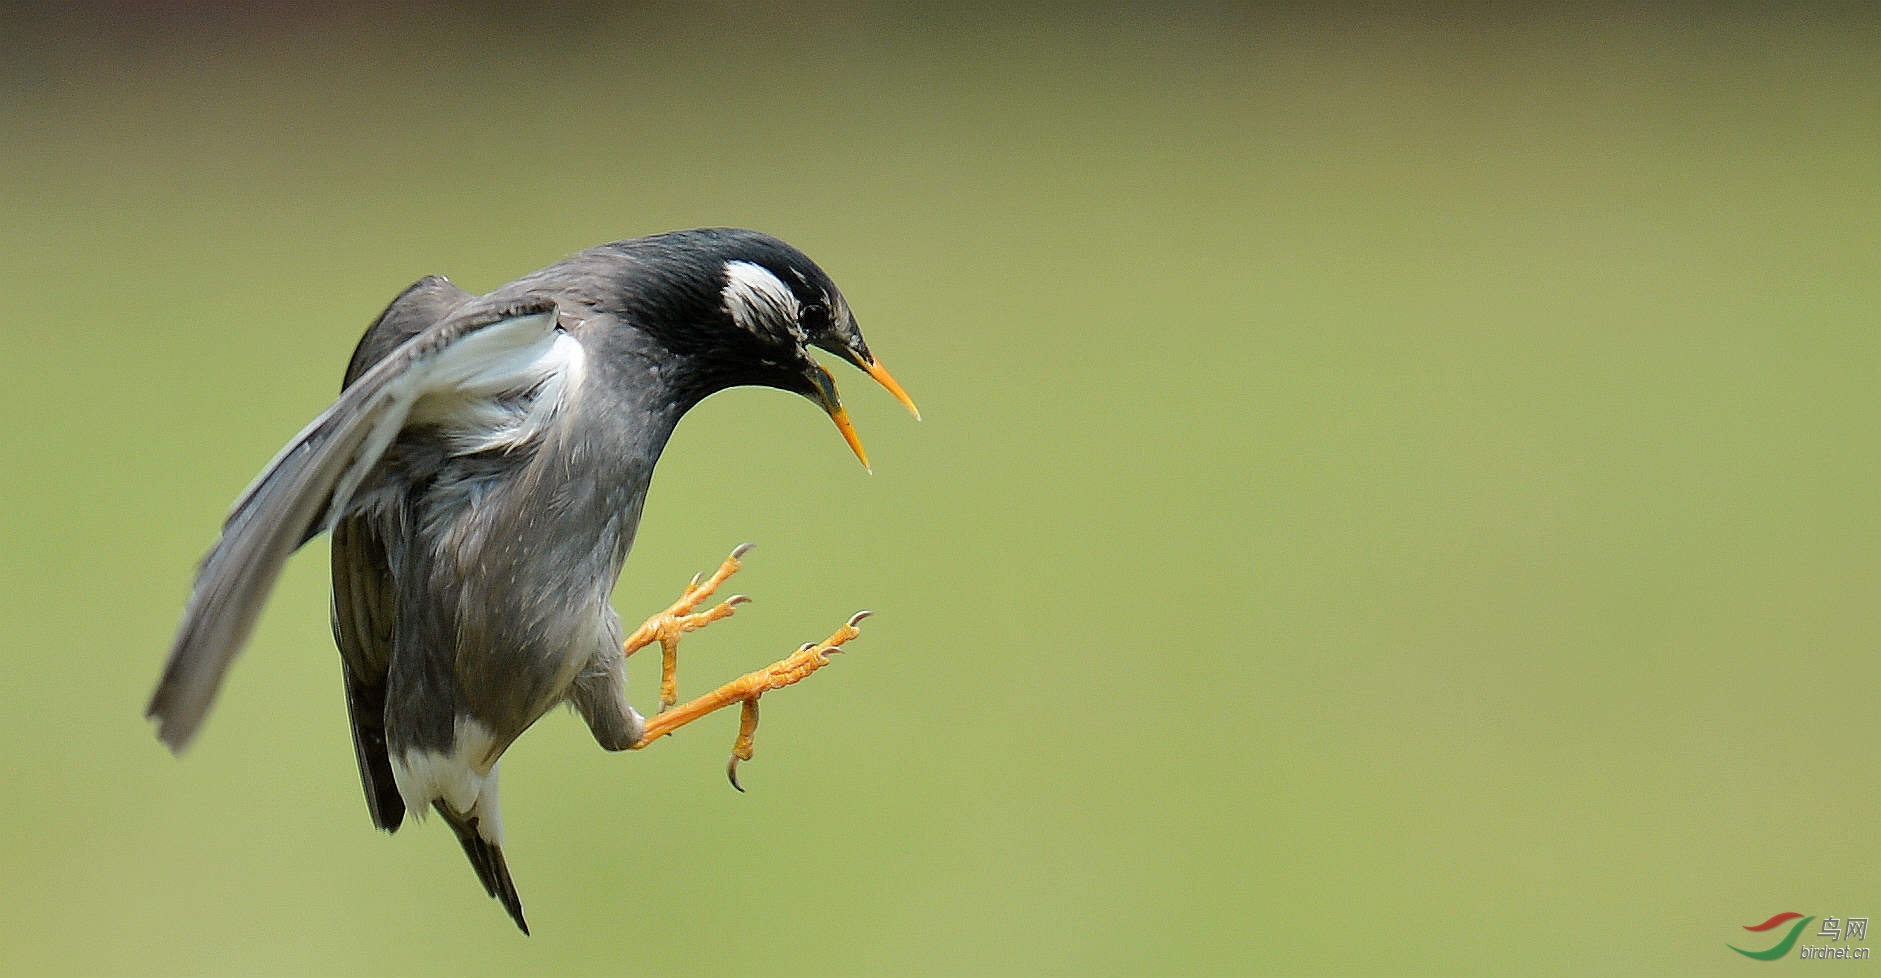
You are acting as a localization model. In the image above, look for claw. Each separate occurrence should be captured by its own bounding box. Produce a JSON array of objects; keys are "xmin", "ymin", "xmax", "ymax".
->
[
  {"xmin": 626, "ymin": 565, "xmax": 868, "ymax": 792},
  {"xmin": 634, "ymin": 610, "xmax": 866, "ymax": 762},
  {"xmin": 726, "ymin": 698, "xmax": 761, "ymax": 792},
  {"xmin": 625, "ymin": 545, "xmax": 762, "ymax": 714}
]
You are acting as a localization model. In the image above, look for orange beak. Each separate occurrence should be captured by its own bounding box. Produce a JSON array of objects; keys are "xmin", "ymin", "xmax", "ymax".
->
[
  {"xmin": 811, "ymin": 353, "xmax": 921, "ymax": 473},
  {"xmin": 860, "ymin": 356, "xmax": 921, "ymax": 421},
  {"xmin": 825, "ymin": 402, "xmax": 872, "ymax": 472}
]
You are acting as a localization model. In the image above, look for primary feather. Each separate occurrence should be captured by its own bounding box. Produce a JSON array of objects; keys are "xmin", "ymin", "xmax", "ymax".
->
[{"xmin": 147, "ymin": 294, "xmax": 566, "ymax": 752}]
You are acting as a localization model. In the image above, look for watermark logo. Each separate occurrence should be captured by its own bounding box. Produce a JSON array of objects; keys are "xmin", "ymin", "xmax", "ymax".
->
[
  {"xmin": 1731, "ymin": 912, "xmax": 1871, "ymax": 962},
  {"xmin": 1732, "ymin": 913, "xmax": 1814, "ymax": 960}
]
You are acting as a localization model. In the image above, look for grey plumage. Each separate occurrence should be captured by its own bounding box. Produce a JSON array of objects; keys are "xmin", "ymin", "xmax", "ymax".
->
[
  {"xmin": 330, "ymin": 274, "xmax": 474, "ymax": 836},
  {"xmin": 147, "ymin": 229, "xmax": 916, "ymax": 934},
  {"xmin": 148, "ymin": 289, "xmax": 561, "ymax": 751}
]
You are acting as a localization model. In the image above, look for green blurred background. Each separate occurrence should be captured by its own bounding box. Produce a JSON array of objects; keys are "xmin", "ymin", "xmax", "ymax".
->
[{"xmin": 2, "ymin": 4, "xmax": 1876, "ymax": 975}]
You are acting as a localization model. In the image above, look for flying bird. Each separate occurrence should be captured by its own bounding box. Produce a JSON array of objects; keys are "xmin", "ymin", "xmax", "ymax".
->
[{"xmin": 146, "ymin": 228, "xmax": 919, "ymax": 933}]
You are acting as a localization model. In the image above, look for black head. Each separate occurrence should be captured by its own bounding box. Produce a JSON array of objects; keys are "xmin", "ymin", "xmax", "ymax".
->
[{"xmin": 605, "ymin": 228, "xmax": 919, "ymax": 468}]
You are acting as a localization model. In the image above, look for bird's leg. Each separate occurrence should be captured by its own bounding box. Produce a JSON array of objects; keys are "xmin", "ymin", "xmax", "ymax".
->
[
  {"xmin": 630, "ymin": 612, "xmax": 870, "ymax": 791},
  {"xmin": 623, "ymin": 543, "xmax": 754, "ymax": 713}
]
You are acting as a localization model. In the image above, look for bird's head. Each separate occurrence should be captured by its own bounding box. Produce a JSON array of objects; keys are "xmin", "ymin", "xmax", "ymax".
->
[{"xmin": 672, "ymin": 229, "xmax": 919, "ymax": 470}]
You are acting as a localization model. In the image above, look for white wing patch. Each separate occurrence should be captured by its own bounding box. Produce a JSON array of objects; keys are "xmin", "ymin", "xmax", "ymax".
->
[
  {"xmin": 408, "ymin": 318, "xmax": 587, "ymax": 455},
  {"xmin": 324, "ymin": 311, "xmax": 584, "ymax": 525},
  {"xmin": 721, "ymin": 260, "xmax": 803, "ymax": 340}
]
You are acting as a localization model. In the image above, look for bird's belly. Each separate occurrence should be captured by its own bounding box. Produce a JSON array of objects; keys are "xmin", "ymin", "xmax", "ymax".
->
[{"xmin": 402, "ymin": 458, "xmax": 630, "ymax": 729}]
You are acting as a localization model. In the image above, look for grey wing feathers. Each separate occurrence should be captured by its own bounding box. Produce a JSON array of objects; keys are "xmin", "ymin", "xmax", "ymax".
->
[
  {"xmin": 331, "ymin": 516, "xmax": 406, "ymax": 831},
  {"xmin": 146, "ymin": 286, "xmax": 558, "ymax": 752},
  {"xmin": 328, "ymin": 276, "xmax": 473, "ymax": 831},
  {"xmin": 342, "ymin": 275, "xmax": 474, "ymax": 391}
]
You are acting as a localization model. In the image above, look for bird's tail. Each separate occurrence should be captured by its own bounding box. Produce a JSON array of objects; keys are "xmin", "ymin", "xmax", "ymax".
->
[{"xmin": 435, "ymin": 802, "xmax": 529, "ymax": 935}]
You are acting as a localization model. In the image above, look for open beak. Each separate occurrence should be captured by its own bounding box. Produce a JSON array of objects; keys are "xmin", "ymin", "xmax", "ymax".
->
[
  {"xmin": 810, "ymin": 352, "xmax": 921, "ymax": 473},
  {"xmin": 809, "ymin": 366, "xmax": 874, "ymax": 472},
  {"xmin": 859, "ymin": 356, "xmax": 921, "ymax": 421}
]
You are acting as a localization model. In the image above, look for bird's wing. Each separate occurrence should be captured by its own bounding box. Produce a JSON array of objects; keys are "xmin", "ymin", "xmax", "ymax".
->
[
  {"xmin": 147, "ymin": 288, "xmax": 563, "ymax": 753},
  {"xmin": 327, "ymin": 276, "xmax": 475, "ymax": 832},
  {"xmin": 340, "ymin": 275, "xmax": 475, "ymax": 393},
  {"xmin": 332, "ymin": 518, "xmax": 405, "ymax": 830}
]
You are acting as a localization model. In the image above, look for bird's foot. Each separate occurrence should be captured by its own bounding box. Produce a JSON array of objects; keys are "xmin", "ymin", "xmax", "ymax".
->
[
  {"xmin": 623, "ymin": 543, "xmax": 754, "ymax": 713},
  {"xmin": 629, "ymin": 611, "xmax": 870, "ymax": 791}
]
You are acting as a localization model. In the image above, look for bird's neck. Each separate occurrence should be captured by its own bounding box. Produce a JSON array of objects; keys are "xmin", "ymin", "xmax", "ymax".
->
[{"xmin": 572, "ymin": 328, "xmax": 729, "ymax": 512}]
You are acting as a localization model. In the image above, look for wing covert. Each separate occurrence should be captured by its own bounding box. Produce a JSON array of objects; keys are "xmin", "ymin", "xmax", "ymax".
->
[{"xmin": 147, "ymin": 292, "xmax": 561, "ymax": 752}]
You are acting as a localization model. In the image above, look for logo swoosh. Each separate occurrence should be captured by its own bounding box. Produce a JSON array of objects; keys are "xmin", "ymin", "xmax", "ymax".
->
[
  {"xmin": 1743, "ymin": 912, "xmax": 1806, "ymax": 932},
  {"xmin": 1730, "ymin": 916, "xmax": 1814, "ymax": 960}
]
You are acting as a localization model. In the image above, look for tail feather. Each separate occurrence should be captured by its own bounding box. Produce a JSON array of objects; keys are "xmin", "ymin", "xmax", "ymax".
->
[
  {"xmin": 340, "ymin": 663, "xmax": 405, "ymax": 832},
  {"xmin": 435, "ymin": 803, "xmax": 529, "ymax": 935}
]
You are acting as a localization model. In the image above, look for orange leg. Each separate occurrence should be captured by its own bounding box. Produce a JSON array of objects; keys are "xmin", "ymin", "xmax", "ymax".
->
[
  {"xmin": 624, "ymin": 544, "xmax": 868, "ymax": 789},
  {"xmin": 631, "ymin": 612, "xmax": 871, "ymax": 791},
  {"xmin": 623, "ymin": 543, "xmax": 754, "ymax": 713}
]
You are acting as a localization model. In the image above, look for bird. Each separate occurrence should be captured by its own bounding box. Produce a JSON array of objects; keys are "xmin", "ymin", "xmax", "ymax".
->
[{"xmin": 145, "ymin": 227, "xmax": 919, "ymax": 934}]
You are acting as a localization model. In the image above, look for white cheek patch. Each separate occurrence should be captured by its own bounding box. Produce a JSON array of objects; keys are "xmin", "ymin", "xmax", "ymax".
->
[{"xmin": 721, "ymin": 260, "xmax": 804, "ymax": 340}]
